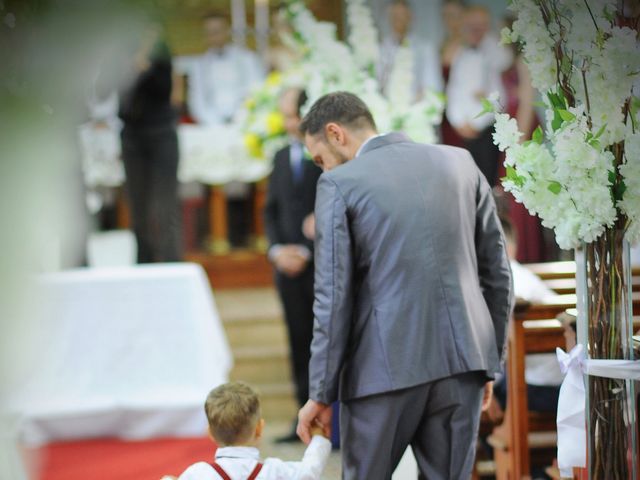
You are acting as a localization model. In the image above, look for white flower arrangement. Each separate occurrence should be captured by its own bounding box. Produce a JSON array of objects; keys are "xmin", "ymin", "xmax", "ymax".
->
[
  {"xmin": 239, "ymin": 0, "xmax": 444, "ymax": 160},
  {"xmin": 493, "ymin": 0, "xmax": 640, "ymax": 249}
]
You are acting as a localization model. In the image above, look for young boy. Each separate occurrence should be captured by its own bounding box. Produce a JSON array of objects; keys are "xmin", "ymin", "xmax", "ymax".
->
[{"xmin": 167, "ymin": 382, "xmax": 331, "ymax": 480}]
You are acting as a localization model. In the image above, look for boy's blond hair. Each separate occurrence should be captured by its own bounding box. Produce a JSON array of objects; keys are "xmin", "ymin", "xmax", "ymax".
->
[{"xmin": 204, "ymin": 382, "xmax": 261, "ymax": 446}]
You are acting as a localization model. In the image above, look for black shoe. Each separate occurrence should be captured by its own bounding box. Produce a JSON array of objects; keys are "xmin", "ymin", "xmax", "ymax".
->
[{"xmin": 274, "ymin": 430, "xmax": 301, "ymax": 443}]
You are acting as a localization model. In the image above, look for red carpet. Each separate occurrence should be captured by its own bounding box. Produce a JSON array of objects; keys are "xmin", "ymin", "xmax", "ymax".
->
[{"xmin": 28, "ymin": 437, "xmax": 216, "ymax": 480}]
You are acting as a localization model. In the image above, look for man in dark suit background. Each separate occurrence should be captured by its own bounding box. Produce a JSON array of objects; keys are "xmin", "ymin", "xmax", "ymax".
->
[{"xmin": 264, "ymin": 87, "xmax": 322, "ymax": 442}]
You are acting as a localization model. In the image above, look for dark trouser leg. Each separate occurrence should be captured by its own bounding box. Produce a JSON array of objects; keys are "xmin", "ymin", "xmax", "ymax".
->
[
  {"xmin": 340, "ymin": 372, "xmax": 485, "ymax": 480},
  {"xmin": 146, "ymin": 126, "xmax": 182, "ymax": 262},
  {"xmin": 464, "ymin": 126, "xmax": 500, "ymax": 187},
  {"xmin": 340, "ymin": 384, "xmax": 429, "ymax": 480},
  {"xmin": 412, "ymin": 371, "xmax": 486, "ymax": 480},
  {"xmin": 121, "ymin": 127, "xmax": 153, "ymax": 263},
  {"xmin": 275, "ymin": 265, "xmax": 315, "ymax": 407}
]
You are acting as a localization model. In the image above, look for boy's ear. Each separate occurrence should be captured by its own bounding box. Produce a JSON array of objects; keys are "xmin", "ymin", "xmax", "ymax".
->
[
  {"xmin": 255, "ymin": 418, "xmax": 265, "ymax": 439},
  {"xmin": 207, "ymin": 425, "xmax": 215, "ymax": 442}
]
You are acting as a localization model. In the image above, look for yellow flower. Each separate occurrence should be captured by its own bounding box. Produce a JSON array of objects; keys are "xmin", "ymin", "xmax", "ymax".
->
[
  {"xmin": 244, "ymin": 133, "xmax": 263, "ymax": 158},
  {"xmin": 266, "ymin": 71, "xmax": 282, "ymax": 87},
  {"xmin": 244, "ymin": 97, "xmax": 256, "ymax": 111},
  {"xmin": 266, "ymin": 111, "xmax": 285, "ymax": 135}
]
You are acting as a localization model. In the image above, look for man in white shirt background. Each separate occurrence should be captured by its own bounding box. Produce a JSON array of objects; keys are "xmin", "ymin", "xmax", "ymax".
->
[
  {"xmin": 378, "ymin": 0, "xmax": 442, "ymax": 101},
  {"xmin": 187, "ymin": 13, "xmax": 266, "ymax": 247},
  {"xmin": 446, "ymin": 5, "xmax": 511, "ymax": 187},
  {"xmin": 188, "ymin": 13, "xmax": 265, "ymax": 126}
]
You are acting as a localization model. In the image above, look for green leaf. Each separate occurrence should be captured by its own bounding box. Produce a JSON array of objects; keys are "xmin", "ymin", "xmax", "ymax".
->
[
  {"xmin": 533, "ymin": 101, "xmax": 547, "ymax": 108},
  {"xmin": 474, "ymin": 98, "xmax": 495, "ymax": 119},
  {"xmin": 506, "ymin": 166, "xmax": 525, "ymax": 188},
  {"xmin": 532, "ymin": 126, "xmax": 544, "ymax": 144},
  {"xmin": 558, "ymin": 109, "xmax": 576, "ymax": 122},
  {"xmin": 608, "ymin": 170, "xmax": 617, "ymax": 185},
  {"xmin": 551, "ymin": 111, "xmax": 563, "ymax": 132},
  {"xmin": 547, "ymin": 181, "xmax": 562, "ymax": 195}
]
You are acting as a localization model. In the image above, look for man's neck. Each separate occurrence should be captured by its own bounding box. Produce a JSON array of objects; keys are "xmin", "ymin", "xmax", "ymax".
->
[{"xmin": 352, "ymin": 130, "xmax": 379, "ymax": 158}]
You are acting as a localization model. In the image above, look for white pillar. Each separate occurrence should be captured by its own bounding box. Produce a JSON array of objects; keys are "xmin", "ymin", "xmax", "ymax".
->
[
  {"xmin": 231, "ymin": 0, "xmax": 247, "ymax": 47},
  {"xmin": 254, "ymin": 0, "xmax": 269, "ymax": 59}
]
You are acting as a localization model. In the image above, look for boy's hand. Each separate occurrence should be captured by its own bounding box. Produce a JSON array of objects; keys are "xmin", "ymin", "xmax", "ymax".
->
[
  {"xmin": 310, "ymin": 423, "xmax": 327, "ymax": 438},
  {"xmin": 297, "ymin": 399, "xmax": 331, "ymax": 444}
]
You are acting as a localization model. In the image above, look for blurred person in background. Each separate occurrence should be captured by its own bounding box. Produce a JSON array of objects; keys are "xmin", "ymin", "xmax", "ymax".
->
[
  {"xmin": 446, "ymin": 5, "xmax": 511, "ymax": 186},
  {"xmin": 187, "ymin": 13, "xmax": 266, "ymax": 248},
  {"xmin": 439, "ymin": 0, "xmax": 465, "ymax": 147},
  {"xmin": 497, "ymin": 15, "xmax": 548, "ymax": 263},
  {"xmin": 264, "ymin": 87, "xmax": 322, "ymax": 442},
  {"xmin": 188, "ymin": 13, "xmax": 265, "ymax": 126},
  {"xmin": 118, "ymin": 21, "xmax": 182, "ymax": 263},
  {"xmin": 378, "ymin": 0, "xmax": 442, "ymax": 101}
]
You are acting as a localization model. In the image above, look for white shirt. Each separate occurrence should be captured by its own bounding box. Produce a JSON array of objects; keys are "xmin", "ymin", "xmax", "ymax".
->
[
  {"xmin": 176, "ymin": 436, "xmax": 331, "ymax": 480},
  {"xmin": 511, "ymin": 260, "xmax": 565, "ymax": 386},
  {"xmin": 378, "ymin": 35, "xmax": 443, "ymax": 99},
  {"xmin": 446, "ymin": 33, "xmax": 510, "ymax": 131},
  {"xmin": 188, "ymin": 45, "xmax": 265, "ymax": 125}
]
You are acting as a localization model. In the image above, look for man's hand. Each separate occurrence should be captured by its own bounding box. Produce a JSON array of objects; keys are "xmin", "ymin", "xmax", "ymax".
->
[
  {"xmin": 302, "ymin": 213, "xmax": 316, "ymax": 240},
  {"xmin": 274, "ymin": 245, "xmax": 308, "ymax": 277},
  {"xmin": 481, "ymin": 381, "xmax": 494, "ymax": 412},
  {"xmin": 456, "ymin": 123, "xmax": 480, "ymax": 140},
  {"xmin": 297, "ymin": 399, "xmax": 331, "ymax": 444}
]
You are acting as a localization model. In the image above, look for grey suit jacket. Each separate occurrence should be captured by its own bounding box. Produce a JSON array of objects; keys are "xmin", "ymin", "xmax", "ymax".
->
[{"xmin": 309, "ymin": 133, "xmax": 513, "ymax": 404}]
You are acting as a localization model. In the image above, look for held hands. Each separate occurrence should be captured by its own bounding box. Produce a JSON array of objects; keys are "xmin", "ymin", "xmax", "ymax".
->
[
  {"xmin": 297, "ymin": 399, "xmax": 331, "ymax": 444},
  {"xmin": 274, "ymin": 245, "xmax": 308, "ymax": 277}
]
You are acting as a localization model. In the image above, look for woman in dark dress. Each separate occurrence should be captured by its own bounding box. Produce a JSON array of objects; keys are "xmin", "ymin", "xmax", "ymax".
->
[{"xmin": 119, "ymin": 24, "xmax": 182, "ymax": 263}]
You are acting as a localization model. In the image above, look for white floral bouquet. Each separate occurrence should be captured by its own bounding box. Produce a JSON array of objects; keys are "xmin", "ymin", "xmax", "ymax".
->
[
  {"xmin": 492, "ymin": 0, "xmax": 640, "ymax": 250},
  {"xmin": 239, "ymin": 0, "xmax": 444, "ymax": 160}
]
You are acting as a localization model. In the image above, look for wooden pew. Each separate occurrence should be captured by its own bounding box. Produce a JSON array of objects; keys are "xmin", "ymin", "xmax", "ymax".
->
[
  {"xmin": 544, "ymin": 276, "xmax": 640, "ymax": 294},
  {"xmin": 489, "ymin": 304, "xmax": 566, "ymax": 480},
  {"xmin": 491, "ymin": 294, "xmax": 640, "ymax": 480},
  {"xmin": 526, "ymin": 261, "xmax": 640, "ymax": 281}
]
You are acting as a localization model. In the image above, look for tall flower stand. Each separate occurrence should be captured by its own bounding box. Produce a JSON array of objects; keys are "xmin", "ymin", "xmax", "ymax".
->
[{"xmin": 576, "ymin": 228, "xmax": 637, "ymax": 479}]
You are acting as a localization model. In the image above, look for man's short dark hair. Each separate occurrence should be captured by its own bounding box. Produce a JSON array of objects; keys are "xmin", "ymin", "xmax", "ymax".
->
[{"xmin": 299, "ymin": 92, "xmax": 377, "ymax": 137}]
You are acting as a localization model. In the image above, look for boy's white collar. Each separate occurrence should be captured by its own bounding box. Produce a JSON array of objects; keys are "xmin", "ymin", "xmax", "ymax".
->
[{"xmin": 214, "ymin": 445, "xmax": 260, "ymax": 460}]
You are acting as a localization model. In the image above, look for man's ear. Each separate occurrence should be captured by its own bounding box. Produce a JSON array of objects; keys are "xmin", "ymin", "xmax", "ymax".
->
[{"xmin": 325, "ymin": 122, "xmax": 345, "ymax": 145}]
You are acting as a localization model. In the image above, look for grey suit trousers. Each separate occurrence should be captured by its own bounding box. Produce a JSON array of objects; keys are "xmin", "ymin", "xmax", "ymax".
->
[{"xmin": 340, "ymin": 371, "xmax": 486, "ymax": 480}]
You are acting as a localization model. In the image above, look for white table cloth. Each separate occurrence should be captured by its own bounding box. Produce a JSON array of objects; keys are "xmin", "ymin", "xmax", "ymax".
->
[{"xmin": 8, "ymin": 263, "xmax": 231, "ymax": 446}]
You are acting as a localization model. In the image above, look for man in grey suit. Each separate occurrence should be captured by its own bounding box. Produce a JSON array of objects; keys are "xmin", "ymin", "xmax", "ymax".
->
[{"xmin": 295, "ymin": 92, "xmax": 513, "ymax": 479}]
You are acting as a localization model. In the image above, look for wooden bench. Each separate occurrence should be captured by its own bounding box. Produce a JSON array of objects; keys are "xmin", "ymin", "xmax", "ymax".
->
[
  {"xmin": 544, "ymin": 276, "xmax": 640, "ymax": 294},
  {"xmin": 489, "ymin": 305, "xmax": 567, "ymax": 479},
  {"xmin": 491, "ymin": 296, "xmax": 640, "ymax": 479},
  {"xmin": 525, "ymin": 261, "xmax": 640, "ymax": 280}
]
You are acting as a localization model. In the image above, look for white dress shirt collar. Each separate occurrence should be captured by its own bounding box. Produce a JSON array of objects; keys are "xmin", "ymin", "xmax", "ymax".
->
[
  {"xmin": 215, "ymin": 446, "xmax": 261, "ymax": 461},
  {"xmin": 355, "ymin": 134, "xmax": 383, "ymax": 158}
]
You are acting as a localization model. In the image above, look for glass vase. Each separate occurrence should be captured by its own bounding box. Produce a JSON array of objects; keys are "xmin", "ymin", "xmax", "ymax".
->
[{"xmin": 576, "ymin": 227, "xmax": 637, "ymax": 479}]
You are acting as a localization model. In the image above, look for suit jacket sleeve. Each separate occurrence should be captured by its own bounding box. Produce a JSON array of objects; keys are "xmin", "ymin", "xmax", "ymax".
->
[
  {"xmin": 309, "ymin": 175, "xmax": 354, "ymax": 404},
  {"xmin": 474, "ymin": 168, "xmax": 513, "ymax": 365},
  {"xmin": 264, "ymin": 152, "xmax": 282, "ymax": 247}
]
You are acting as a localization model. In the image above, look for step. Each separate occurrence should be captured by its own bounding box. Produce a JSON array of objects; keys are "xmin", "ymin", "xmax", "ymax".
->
[
  {"xmin": 255, "ymin": 382, "xmax": 299, "ymax": 422},
  {"xmin": 230, "ymin": 345, "xmax": 293, "ymax": 385},
  {"xmin": 224, "ymin": 316, "xmax": 289, "ymax": 349},
  {"xmin": 214, "ymin": 288, "xmax": 282, "ymax": 323}
]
